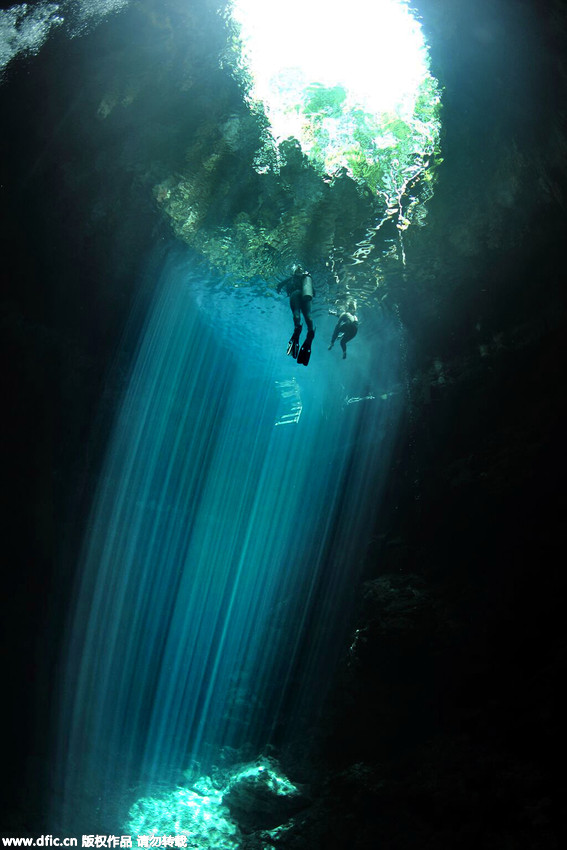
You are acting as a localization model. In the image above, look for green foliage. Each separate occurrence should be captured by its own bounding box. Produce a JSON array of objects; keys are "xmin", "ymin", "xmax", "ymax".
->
[
  {"xmin": 152, "ymin": 11, "xmax": 443, "ymax": 284},
  {"xmin": 301, "ymin": 72, "xmax": 442, "ymax": 201},
  {"xmin": 303, "ymin": 83, "xmax": 347, "ymax": 118}
]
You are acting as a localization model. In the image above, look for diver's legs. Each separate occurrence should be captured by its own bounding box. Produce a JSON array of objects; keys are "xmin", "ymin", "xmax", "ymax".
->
[
  {"xmin": 297, "ymin": 327, "xmax": 315, "ymax": 366},
  {"xmin": 329, "ymin": 323, "xmax": 341, "ymax": 348},
  {"xmin": 290, "ymin": 292, "xmax": 303, "ymax": 329},
  {"xmin": 300, "ymin": 296, "xmax": 315, "ymax": 333},
  {"xmin": 339, "ymin": 324, "xmax": 357, "ymax": 358},
  {"xmin": 287, "ymin": 325, "xmax": 302, "ymax": 358},
  {"xmin": 286, "ymin": 292, "xmax": 303, "ymax": 357},
  {"xmin": 342, "ymin": 325, "xmax": 358, "ymax": 344},
  {"xmin": 297, "ymin": 297, "xmax": 315, "ymax": 367}
]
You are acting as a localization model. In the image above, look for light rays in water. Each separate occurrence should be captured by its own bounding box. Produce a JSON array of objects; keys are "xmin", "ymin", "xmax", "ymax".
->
[{"xmin": 54, "ymin": 251, "xmax": 404, "ymax": 829}]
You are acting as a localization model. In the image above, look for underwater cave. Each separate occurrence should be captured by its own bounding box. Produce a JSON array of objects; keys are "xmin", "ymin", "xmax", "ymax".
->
[{"xmin": 1, "ymin": 0, "xmax": 565, "ymax": 847}]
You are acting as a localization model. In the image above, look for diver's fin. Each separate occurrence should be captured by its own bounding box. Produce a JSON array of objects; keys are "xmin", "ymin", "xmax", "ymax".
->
[
  {"xmin": 287, "ymin": 325, "xmax": 302, "ymax": 358},
  {"xmin": 297, "ymin": 330, "xmax": 314, "ymax": 366}
]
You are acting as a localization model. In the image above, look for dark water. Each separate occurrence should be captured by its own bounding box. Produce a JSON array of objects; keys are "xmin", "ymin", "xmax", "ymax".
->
[{"xmin": 2, "ymin": 0, "xmax": 559, "ymax": 842}]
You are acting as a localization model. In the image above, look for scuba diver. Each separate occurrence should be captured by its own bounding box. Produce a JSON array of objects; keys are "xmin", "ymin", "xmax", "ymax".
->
[
  {"xmin": 277, "ymin": 264, "xmax": 316, "ymax": 366},
  {"xmin": 328, "ymin": 300, "xmax": 358, "ymax": 359}
]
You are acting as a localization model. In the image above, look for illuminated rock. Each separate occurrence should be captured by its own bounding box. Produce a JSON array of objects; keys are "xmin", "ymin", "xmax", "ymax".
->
[{"xmin": 222, "ymin": 760, "xmax": 310, "ymax": 832}]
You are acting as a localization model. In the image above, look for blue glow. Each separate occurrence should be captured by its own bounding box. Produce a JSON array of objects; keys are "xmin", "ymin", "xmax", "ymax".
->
[{"xmin": 54, "ymin": 250, "xmax": 404, "ymax": 828}]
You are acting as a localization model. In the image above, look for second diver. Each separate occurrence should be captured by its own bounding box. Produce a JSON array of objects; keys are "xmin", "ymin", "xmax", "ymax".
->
[{"xmin": 328, "ymin": 300, "xmax": 358, "ymax": 359}]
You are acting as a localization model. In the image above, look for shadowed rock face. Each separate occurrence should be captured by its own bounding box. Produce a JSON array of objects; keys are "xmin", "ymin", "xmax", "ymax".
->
[
  {"xmin": 222, "ymin": 761, "xmax": 310, "ymax": 832},
  {"xmin": 1, "ymin": 0, "xmax": 566, "ymax": 842},
  {"xmin": 389, "ymin": 0, "xmax": 567, "ymax": 354},
  {"xmin": 281, "ymin": 2, "xmax": 567, "ymax": 846}
]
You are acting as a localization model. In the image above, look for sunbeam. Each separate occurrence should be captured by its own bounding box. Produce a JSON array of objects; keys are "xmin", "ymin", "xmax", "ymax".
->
[{"xmin": 55, "ymin": 250, "xmax": 404, "ymax": 832}]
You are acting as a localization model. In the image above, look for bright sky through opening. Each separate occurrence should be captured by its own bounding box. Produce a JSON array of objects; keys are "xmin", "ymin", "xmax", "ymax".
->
[{"xmin": 231, "ymin": 0, "xmax": 431, "ymax": 141}]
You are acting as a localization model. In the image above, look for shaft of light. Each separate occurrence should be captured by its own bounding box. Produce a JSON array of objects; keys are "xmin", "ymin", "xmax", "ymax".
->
[{"xmin": 54, "ymin": 251, "xmax": 404, "ymax": 829}]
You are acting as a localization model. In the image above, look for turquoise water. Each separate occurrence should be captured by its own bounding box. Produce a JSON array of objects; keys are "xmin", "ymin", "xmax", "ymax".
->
[{"xmin": 56, "ymin": 247, "xmax": 405, "ymax": 829}]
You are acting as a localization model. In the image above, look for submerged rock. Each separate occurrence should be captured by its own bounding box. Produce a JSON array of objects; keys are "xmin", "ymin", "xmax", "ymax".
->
[
  {"xmin": 222, "ymin": 759, "xmax": 310, "ymax": 832},
  {"xmin": 126, "ymin": 785, "xmax": 240, "ymax": 850},
  {"xmin": 125, "ymin": 759, "xmax": 310, "ymax": 844}
]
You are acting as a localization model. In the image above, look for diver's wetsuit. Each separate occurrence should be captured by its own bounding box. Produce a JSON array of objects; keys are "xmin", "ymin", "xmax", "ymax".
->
[
  {"xmin": 330, "ymin": 311, "xmax": 358, "ymax": 356},
  {"xmin": 277, "ymin": 272, "xmax": 315, "ymax": 332}
]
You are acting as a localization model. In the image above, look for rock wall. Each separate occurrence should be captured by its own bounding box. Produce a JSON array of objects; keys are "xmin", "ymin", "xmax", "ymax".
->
[{"xmin": 288, "ymin": 1, "xmax": 567, "ymax": 847}]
